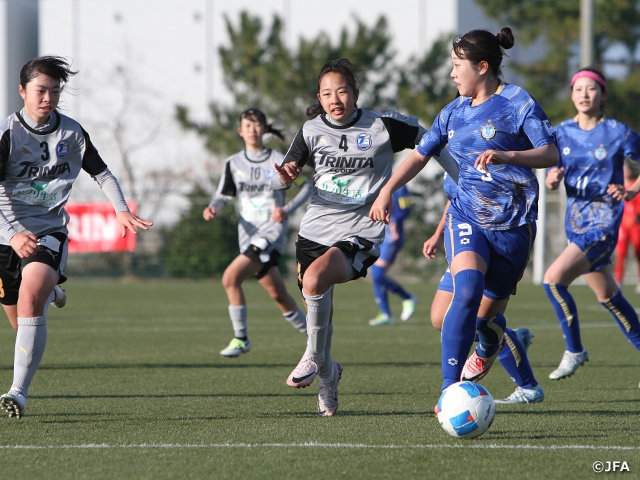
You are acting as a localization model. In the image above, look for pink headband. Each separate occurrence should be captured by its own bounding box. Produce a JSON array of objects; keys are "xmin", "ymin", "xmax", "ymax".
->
[{"xmin": 571, "ymin": 71, "xmax": 607, "ymax": 91}]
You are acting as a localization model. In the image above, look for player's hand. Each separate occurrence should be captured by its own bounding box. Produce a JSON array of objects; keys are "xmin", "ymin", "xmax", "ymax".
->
[
  {"xmin": 10, "ymin": 231, "xmax": 38, "ymax": 259},
  {"xmin": 271, "ymin": 207, "xmax": 288, "ymax": 223},
  {"xmin": 608, "ymin": 183, "xmax": 638, "ymax": 201},
  {"xmin": 117, "ymin": 211, "xmax": 153, "ymax": 237},
  {"xmin": 203, "ymin": 206, "xmax": 216, "ymax": 221},
  {"xmin": 546, "ymin": 167, "xmax": 564, "ymax": 190},
  {"xmin": 274, "ymin": 161, "xmax": 301, "ymax": 185},
  {"xmin": 369, "ymin": 189, "xmax": 393, "ymax": 224},
  {"xmin": 422, "ymin": 234, "xmax": 442, "ymax": 259},
  {"xmin": 474, "ymin": 149, "xmax": 510, "ymax": 172}
]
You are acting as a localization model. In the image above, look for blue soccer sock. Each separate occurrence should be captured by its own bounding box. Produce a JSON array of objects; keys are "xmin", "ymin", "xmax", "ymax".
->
[
  {"xmin": 498, "ymin": 328, "xmax": 538, "ymax": 389},
  {"xmin": 476, "ymin": 312, "xmax": 506, "ymax": 358},
  {"xmin": 371, "ymin": 265, "xmax": 391, "ymax": 317},
  {"xmin": 602, "ymin": 290, "xmax": 640, "ymax": 351},
  {"xmin": 543, "ymin": 283, "xmax": 583, "ymax": 352},
  {"xmin": 441, "ymin": 269, "xmax": 484, "ymax": 390}
]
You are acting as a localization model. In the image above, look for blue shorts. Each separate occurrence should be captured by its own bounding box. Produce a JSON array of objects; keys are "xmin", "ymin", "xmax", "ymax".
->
[
  {"xmin": 437, "ymin": 268, "xmax": 453, "ymax": 293},
  {"xmin": 567, "ymin": 229, "xmax": 616, "ymax": 273},
  {"xmin": 443, "ymin": 208, "xmax": 535, "ymax": 300},
  {"xmin": 378, "ymin": 238, "xmax": 403, "ymax": 264}
]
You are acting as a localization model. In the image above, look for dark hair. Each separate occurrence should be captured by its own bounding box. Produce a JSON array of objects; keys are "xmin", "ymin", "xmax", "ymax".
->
[
  {"xmin": 571, "ymin": 66, "xmax": 607, "ymax": 92},
  {"xmin": 306, "ymin": 58, "xmax": 360, "ymax": 119},
  {"xmin": 20, "ymin": 56, "xmax": 77, "ymax": 88},
  {"xmin": 238, "ymin": 108, "xmax": 285, "ymax": 142},
  {"xmin": 452, "ymin": 27, "xmax": 514, "ymax": 78}
]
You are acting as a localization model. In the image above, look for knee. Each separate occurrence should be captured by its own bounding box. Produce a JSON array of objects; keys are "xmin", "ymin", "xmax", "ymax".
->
[{"xmin": 221, "ymin": 269, "xmax": 240, "ymax": 291}]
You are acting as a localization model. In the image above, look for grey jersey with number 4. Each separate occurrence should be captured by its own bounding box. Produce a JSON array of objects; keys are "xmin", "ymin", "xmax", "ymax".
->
[
  {"xmin": 209, "ymin": 149, "xmax": 312, "ymax": 254},
  {"xmin": 0, "ymin": 110, "xmax": 127, "ymax": 244},
  {"xmin": 276, "ymin": 109, "xmax": 423, "ymax": 246}
]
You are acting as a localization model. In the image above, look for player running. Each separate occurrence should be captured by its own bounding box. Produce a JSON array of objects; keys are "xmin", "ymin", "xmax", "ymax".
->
[
  {"xmin": 272, "ymin": 58, "xmax": 456, "ymax": 416},
  {"xmin": 368, "ymin": 185, "xmax": 418, "ymax": 326},
  {"xmin": 204, "ymin": 108, "xmax": 312, "ymax": 357},
  {"xmin": 544, "ymin": 67, "xmax": 640, "ymax": 381},
  {"xmin": 0, "ymin": 56, "xmax": 152, "ymax": 418},
  {"xmin": 614, "ymin": 161, "xmax": 640, "ymax": 292},
  {"xmin": 370, "ymin": 27, "xmax": 558, "ymax": 393}
]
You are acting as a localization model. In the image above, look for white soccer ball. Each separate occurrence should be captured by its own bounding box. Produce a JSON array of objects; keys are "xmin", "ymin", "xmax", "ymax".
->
[{"xmin": 436, "ymin": 381, "xmax": 496, "ymax": 439}]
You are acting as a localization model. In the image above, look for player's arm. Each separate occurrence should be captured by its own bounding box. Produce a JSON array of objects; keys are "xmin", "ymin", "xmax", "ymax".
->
[
  {"xmin": 423, "ymin": 200, "xmax": 450, "ymax": 259},
  {"xmin": 205, "ymin": 159, "xmax": 236, "ymax": 220},
  {"xmin": 545, "ymin": 167, "xmax": 565, "ymax": 190},
  {"xmin": 272, "ymin": 177, "xmax": 312, "ymax": 222},
  {"xmin": 272, "ymin": 128, "xmax": 309, "ymax": 190},
  {"xmin": 474, "ymin": 143, "xmax": 559, "ymax": 171},
  {"xmin": 608, "ymin": 174, "xmax": 640, "ymax": 202}
]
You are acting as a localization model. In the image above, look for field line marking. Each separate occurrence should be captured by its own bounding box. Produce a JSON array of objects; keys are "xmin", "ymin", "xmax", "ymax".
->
[{"xmin": 0, "ymin": 443, "xmax": 638, "ymax": 451}]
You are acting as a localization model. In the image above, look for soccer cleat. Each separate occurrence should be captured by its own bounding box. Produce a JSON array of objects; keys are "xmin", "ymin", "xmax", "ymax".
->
[
  {"xmin": 317, "ymin": 361, "xmax": 343, "ymax": 416},
  {"xmin": 286, "ymin": 352, "xmax": 324, "ymax": 388},
  {"xmin": 549, "ymin": 349, "xmax": 589, "ymax": 380},
  {"xmin": 1, "ymin": 391, "xmax": 26, "ymax": 418},
  {"xmin": 514, "ymin": 328, "xmax": 534, "ymax": 353},
  {"xmin": 494, "ymin": 385, "xmax": 545, "ymax": 404},
  {"xmin": 400, "ymin": 295, "xmax": 418, "ymax": 321},
  {"xmin": 461, "ymin": 349, "xmax": 501, "ymax": 382},
  {"xmin": 220, "ymin": 338, "xmax": 251, "ymax": 357},
  {"xmin": 51, "ymin": 285, "xmax": 66, "ymax": 308},
  {"xmin": 368, "ymin": 313, "xmax": 394, "ymax": 326}
]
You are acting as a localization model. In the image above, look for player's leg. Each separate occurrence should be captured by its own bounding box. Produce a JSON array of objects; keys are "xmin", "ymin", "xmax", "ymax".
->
[
  {"xmin": 495, "ymin": 328, "xmax": 544, "ymax": 404},
  {"xmin": 614, "ymin": 226, "xmax": 629, "ymax": 286},
  {"xmin": 430, "ymin": 270, "xmax": 453, "ymax": 330},
  {"xmin": 370, "ymin": 257, "xmax": 393, "ymax": 325},
  {"xmin": 219, "ymin": 254, "xmax": 262, "ymax": 357},
  {"xmin": 629, "ymin": 226, "xmax": 640, "ymax": 292},
  {"xmin": 258, "ymin": 266, "xmax": 306, "ymax": 334}
]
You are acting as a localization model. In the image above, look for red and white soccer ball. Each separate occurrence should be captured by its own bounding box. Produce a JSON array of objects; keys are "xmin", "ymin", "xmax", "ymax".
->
[{"xmin": 435, "ymin": 381, "xmax": 496, "ymax": 439}]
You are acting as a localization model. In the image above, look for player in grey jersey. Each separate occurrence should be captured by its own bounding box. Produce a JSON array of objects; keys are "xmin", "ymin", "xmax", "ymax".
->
[
  {"xmin": 0, "ymin": 56, "xmax": 152, "ymax": 418},
  {"xmin": 204, "ymin": 109, "xmax": 312, "ymax": 357},
  {"xmin": 272, "ymin": 58, "xmax": 455, "ymax": 416}
]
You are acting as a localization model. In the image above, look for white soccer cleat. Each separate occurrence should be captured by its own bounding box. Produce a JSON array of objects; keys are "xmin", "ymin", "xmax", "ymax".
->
[
  {"xmin": 549, "ymin": 349, "xmax": 589, "ymax": 380},
  {"xmin": 51, "ymin": 285, "xmax": 66, "ymax": 308},
  {"xmin": 286, "ymin": 352, "xmax": 324, "ymax": 388},
  {"xmin": 220, "ymin": 338, "xmax": 251, "ymax": 357},
  {"xmin": 0, "ymin": 390, "xmax": 26, "ymax": 419},
  {"xmin": 318, "ymin": 361, "xmax": 342, "ymax": 416},
  {"xmin": 368, "ymin": 313, "xmax": 394, "ymax": 326},
  {"xmin": 494, "ymin": 385, "xmax": 545, "ymax": 404},
  {"xmin": 400, "ymin": 295, "xmax": 418, "ymax": 321}
]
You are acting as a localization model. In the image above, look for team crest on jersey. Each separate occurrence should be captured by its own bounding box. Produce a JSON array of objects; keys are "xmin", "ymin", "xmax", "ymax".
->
[
  {"xmin": 356, "ymin": 133, "xmax": 372, "ymax": 151},
  {"xmin": 594, "ymin": 145, "xmax": 607, "ymax": 161},
  {"xmin": 480, "ymin": 121, "xmax": 497, "ymax": 140},
  {"xmin": 55, "ymin": 140, "xmax": 69, "ymax": 160},
  {"xmin": 264, "ymin": 168, "xmax": 274, "ymax": 180}
]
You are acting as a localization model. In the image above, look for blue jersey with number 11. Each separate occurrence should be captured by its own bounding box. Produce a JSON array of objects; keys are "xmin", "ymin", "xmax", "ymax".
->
[
  {"xmin": 417, "ymin": 83, "xmax": 556, "ymax": 231},
  {"xmin": 556, "ymin": 117, "xmax": 640, "ymax": 235}
]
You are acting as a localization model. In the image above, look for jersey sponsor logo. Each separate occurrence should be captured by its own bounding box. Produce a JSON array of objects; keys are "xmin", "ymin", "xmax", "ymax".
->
[
  {"xmin": 594, "ymin": 145, "xmax": 607, "ymax": 161},
  {"xmin": 16, "ymin": 161, "xmax": 71, "ymax": 179},
  {"xmin": 237, "ymin": 182, "xmax": 272, "ymax": 193},
  {"xmin": 356, "ymin": 133, "xmax": 372, "ymax": 151},
  {"xmin": 317, "ymin": 154, "xmax": 373, "ymax": 174},
  {"xmin": 544, "ymin": 119, "xmax": 554, "ymax": 135},
  {"xmin": 55, "ymin": 140, "xmax": 70, "ymax": 159},
  {"xmin": 480, "ymin": 121, "xmax": 497, "ymax": 140},
  {"xmin": 317, "ymin": 174, "xmax": 368, "ymax": 205},
  {"xmin": 563, "ymin": 146, "xmax": 570, "ymax": 155}
]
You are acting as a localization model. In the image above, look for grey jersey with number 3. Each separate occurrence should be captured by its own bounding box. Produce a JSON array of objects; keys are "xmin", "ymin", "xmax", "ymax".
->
[{"xmin": 276, "ymin": 109, "xmax": 423, "ymax": 246}]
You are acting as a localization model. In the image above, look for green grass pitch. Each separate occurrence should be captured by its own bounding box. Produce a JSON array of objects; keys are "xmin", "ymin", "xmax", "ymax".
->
[{"xmin": 0, "ymin": 278, "xmax": 639, "ymax": 479}]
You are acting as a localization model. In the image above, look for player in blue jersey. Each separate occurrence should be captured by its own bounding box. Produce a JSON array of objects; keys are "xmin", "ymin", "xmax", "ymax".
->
[
  {"xmin": 543, "ymin": 67, "xmax": 640, "ymax": 381},
  {"xmin": 424, "ymin": 172, "xmax": 544, "ymax": 403},
  {"xmin": 368, "ymin": 185, "xmax": 418, "ymax": 326},
  {"xmin": 371, "ymin": 27, "xmax": 558, "ymax": 393}
]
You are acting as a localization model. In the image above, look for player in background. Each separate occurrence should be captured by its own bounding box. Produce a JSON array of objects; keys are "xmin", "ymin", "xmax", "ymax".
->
[
  {"xmin": 368, "ymin": 185, "xmax": 418, "ymax": 326},
  {"xmin": 424, "ymin": 172, "xmax": 544, "ymax": 403},
  {"xmin": 544, "ymin": 67, "xmax": 640, "ymax": 381},
  {"xmin": 371, "ymin": 28, "xmax": 558, "ymax": 393},
  {"xmin": 272, "ymin": 58, "xmax": 458, "ymax": 416},
  {"xmin": 614, "ymin": 161, "xmax": 640, "ymax": 293},
  {"xmin": 204, "ymin": 108, "xmax": 312, "ymax": 358},
  {"xmin": 0, "ymin": 56, "xmax": 152, "ymax": 418}
]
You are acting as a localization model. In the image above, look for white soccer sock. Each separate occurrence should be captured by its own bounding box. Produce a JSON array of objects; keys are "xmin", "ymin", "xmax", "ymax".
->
[
  {"xmin": 302, "ymin": 287, "xmax": 332, "ymax": 356},
  {"xmin": 228, "ymin": 305, "xmax": 248, "ymax": 338},
  {"xmin": 11, "ymin": 316, "xmax": 47, "ymax": 397},
  {"xmin": 319, "ymin": 323, "xmax": 334, "ymax": 380},
  {"xmin": 284, "ymin": 307, "xmax": 307, "ymax": 334}
]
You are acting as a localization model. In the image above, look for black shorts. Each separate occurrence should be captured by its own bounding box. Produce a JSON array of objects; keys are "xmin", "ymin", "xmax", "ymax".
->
[
  {"xmin": 242, "ymin": 245, "xmax": 281, "ymax": 280},
  {"xmin": 0, "ymin": 232, "xmax": 68, "ymax": 306},
  {"xmin": 295, "ymin": 235, "xmax": 380, "ymax": 290}
]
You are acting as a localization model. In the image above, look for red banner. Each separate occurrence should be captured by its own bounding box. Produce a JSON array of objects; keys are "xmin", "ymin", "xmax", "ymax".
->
[{"xmin": 66, "ymin": 202, "xmax": 137, "ymax": 253}]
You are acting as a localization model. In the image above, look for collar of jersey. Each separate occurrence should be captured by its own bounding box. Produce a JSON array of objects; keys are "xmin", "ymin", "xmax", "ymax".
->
[
  {"xmin": 17, "ymin": 110, "xmax": 61, "ymax": 136},
  {"xmin": 243, "ymin": 148, "xmax": 272, "ymax": 163},
  {"xmin": 320, "ymin": 108, "xmax": 362, "ymax": 129},
  {"xmin": 572, "ymin": 114, "xmax": 606, "ymax": 124}
]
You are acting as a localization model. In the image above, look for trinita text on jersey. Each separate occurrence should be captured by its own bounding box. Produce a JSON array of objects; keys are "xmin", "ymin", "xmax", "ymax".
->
[
  {"xmin": 317, "ymin": 154, "xmax": 374, "ymax": 173},
  {"xmin": 17, "ymin": 161, "xmax": 71, "ymax": 179}
]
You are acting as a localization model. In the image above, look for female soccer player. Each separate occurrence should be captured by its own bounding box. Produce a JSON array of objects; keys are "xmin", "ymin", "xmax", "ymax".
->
[
  {"xmin": 0, "ymin": 56, "xmax": 152, "ymax": 418},
  {"xmin": 371, "ymin": 27, "xmax": 558, "ymax": 393},
  {"xmin": 204, "ymin": 108, "xmax": 312, "ymax": 357},
  {"xmin": 424, "ymin": 173, "xmax": 544, "ymax": 404},
  {"xmin": 368, "ymin": 185, "xmax": 418, "ymax": 326},
  {"xmin": 544, "ymin": 67, "xmax": 640, "ymax": 380},
  {"xmin": 272, "ymin": 58, "xmax": 452, "ymax": 416},
  {"xmin": 614, "ymin": 161, "xmax": 640, "ymax": 292}
]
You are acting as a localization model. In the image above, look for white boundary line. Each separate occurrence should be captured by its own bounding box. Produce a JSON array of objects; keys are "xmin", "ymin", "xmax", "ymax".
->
[{"xmin": 0, "ymin": 442, "xmax": 638, "ymax": 450}]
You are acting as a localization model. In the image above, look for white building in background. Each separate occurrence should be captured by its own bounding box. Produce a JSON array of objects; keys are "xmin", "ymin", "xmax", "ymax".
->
[{"xmin": 0, "ymin": 0, "xmax": 539, "ymax": 223}]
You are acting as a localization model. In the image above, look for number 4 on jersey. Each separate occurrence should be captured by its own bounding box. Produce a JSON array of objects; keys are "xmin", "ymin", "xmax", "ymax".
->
[{"xmin": 339, "ymin": 135, "xmax": 348, "ymax": 151}]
